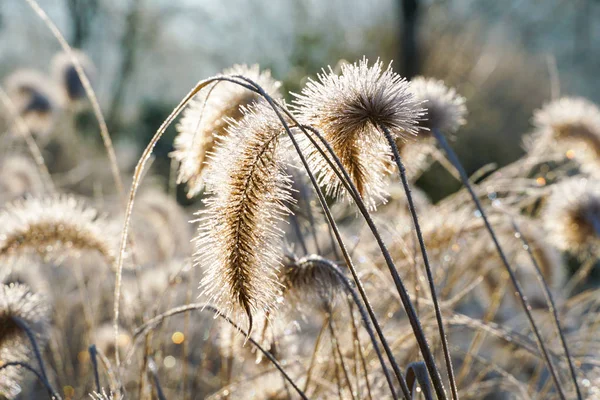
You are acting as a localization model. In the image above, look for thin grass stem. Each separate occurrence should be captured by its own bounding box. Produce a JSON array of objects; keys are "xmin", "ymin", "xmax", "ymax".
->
[
  {"xmin": 329, "ymin": 317, "xmax": 356, "ymax": 400},
  {"xmin": 348, "ymin": 299, "xmax": 371, "ymax": 400},
  {"xmin": 432, "ymin": 128, "xmax": 566, "ymax": 400},
  {"xmin": 89, "ymin": 345, "xmax": 101, "ymax": 393},
  {"xmin": 304, "ymin": 316, "xmax": 329, "ymax": 394},
  {"xmin": 381, "ymin": 124, "xmax": 458, "ymax": 400},
  {"xmin": 510, "ymin": 218, "xmax": 582, "ymax": 399}
]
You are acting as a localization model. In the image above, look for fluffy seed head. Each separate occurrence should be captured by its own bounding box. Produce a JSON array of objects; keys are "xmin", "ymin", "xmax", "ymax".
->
[
  {"xmin": 293, "ymin": 58, "xmax": 421, "ymax": 209},
  {"xmin": 543, "ymin": 178, "xmax": 600, "ymax": 254},
  {"xmin": 410, "ymin": 76, "xmax": 467, "ymax": 134},
  {"xmin": 171, "ymin": 64, "xmax": 282, "ymax": 198},
  {"xmin": 279, "ymin": 254, "xmax": 343, "ymax": 313},
  {"xmin": 194, "ymin": 101, "xmax": 293, "ymax": 332},
  {"xmin": 0, "ymin": 196, "xmax": 119, "ymax": 267},
  {"xmin": 3, "ymin": 69, "xmax": 58, "ymax": 136},
  {"xmin": 50, "ymin": 50, "xmax": 95, "ymax": 105},
  {"xmin": 530, "ymin": 97, "xmax": 600, "ymax": 167},
  {"xmin": 0, "ymin": 283, "xmax": 50, "ymax": 399}
]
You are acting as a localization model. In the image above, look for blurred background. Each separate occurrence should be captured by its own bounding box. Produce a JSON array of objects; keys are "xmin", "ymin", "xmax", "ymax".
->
[{"xmin": 1, "ymin": 0, "xmax": 599, "ymax": 201}]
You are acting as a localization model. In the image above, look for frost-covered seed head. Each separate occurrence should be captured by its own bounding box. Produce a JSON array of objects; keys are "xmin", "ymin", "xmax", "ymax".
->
[
  {"xmin": 171, "ymin": 64, "xmax": 281, "ymax": 198},
  {"xmin": 543, "ymin": 178, "xmax": 600, "ymax": 254},
  {"xmin": 279, "ymin": 254, "xmax": 343, "ymax": 313},
  {"xmin": 292, "ymin": 58, "xmax": 422, "ymax": 209},
  {"xmin": 530, "ymin": 97, "xmax": 600, "ymax": 170},
  {"xmin": 409, "ymin": 76, "xmax": 467, "ymax": 134},
  {"xmin": 194, "ymin": 100, "xmax": 293, "ymax": 332}
]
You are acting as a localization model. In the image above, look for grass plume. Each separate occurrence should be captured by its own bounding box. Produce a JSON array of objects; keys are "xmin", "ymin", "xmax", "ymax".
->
[{"xmin": 194, "ymin": 100, "xmax": 293, "ymax": 333}]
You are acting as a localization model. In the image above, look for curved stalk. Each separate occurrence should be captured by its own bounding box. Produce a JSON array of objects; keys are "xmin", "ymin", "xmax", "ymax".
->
[
  {"xmin": 23, "ymin": 0, "xmax": 124, "ymax": 198},
  {"xmin": 0, "ymin": 361, "xmax": 58, "ymax": 398},
  {"xmin": 432, "ymin": 128, "xmax": 566, "ymax": 400},
  {"xmin": 12, "ymin": 317, "xmax": 60, "ymax": 399},
  {"xmin": 110, "ymin": 75, "xmax": 256, "ymax": 369}
]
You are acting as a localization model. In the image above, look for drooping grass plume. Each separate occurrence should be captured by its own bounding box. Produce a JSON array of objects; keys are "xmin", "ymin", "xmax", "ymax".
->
[
  {"xmin": 51, "ymin": 50, "xmax": 95, "ymax": 107},
  {"xmin": 528, "ymin": 97, "xmax": 600, "ymax": 170},
  {"xmin": 543, "ymin": 178, "xmax": 600, "ymax": 255},
  {"xmin": 3, "ymin": 69, "xmax": 58, "ymax": 137},
  {"xmin": 409, "ymin": 76, "xmax": 467, "ymax": 135},
  {"xmin": 0, "ymin": 196, "xmax": 119, "ymax": 267},
  {"xmin": 279, "ymin": 253, "xmax": 343, "ymax": 312},
  {"xmin": 292, "ymin": 84, "xmax": 448, "ymax": 398},
  {"xmin": 194, "ymin": 100, "xmax": 293, "ymax": 332},
  {"xmin": 171, "ymin": 64, "xmax": 282, "ymax": 198},
  {"xmin": 292, "ymin": 58, "xmax": 421, "ymax": 210},
  {"xmin": 0, "ymin": 283, "xmax": 50, "ymax": 399}
]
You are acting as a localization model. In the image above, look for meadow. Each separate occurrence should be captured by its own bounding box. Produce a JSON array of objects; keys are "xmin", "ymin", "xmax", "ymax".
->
[{"xmin": 1, "ymin": 1, "xmax": 600, "ymax": 399}]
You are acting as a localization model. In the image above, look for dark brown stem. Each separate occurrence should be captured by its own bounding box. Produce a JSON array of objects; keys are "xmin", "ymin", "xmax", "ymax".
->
[
  {"xmin": 381, "ymin": 124, "xmax": 458, "ymax": 400},
  {"xmin": 433, "ymin": 128, "xmax": 566, "ymax": 400}
]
